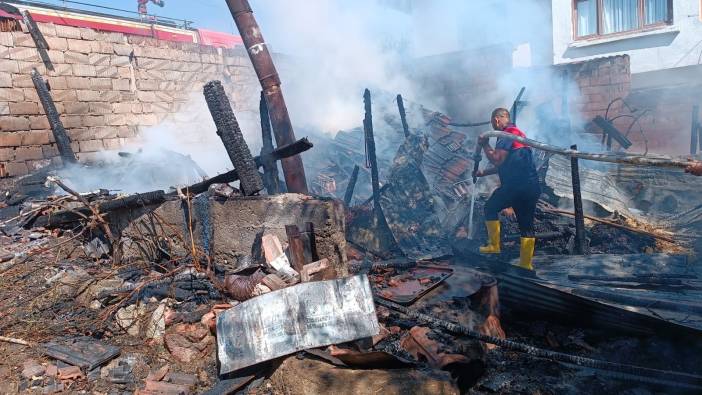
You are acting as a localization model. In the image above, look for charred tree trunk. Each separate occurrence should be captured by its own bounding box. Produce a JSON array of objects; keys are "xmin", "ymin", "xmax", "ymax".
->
[
  {"xmin": 364, "ymin": 89, "xmax": 382, "ymax": 218},
  {"xmin": 203, "ymin": 80, "xmax": 262, "ymax": 196}
]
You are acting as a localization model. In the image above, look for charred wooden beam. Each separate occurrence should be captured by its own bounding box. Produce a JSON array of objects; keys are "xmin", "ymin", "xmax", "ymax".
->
[
  {"xmin": 203, "ymin": 80, "xmax": 263, "ymax": 196},
  {"xmin": 259, "ymin": 91, "xmax": 279, "ymax": 195},
  {"xmin": 593, "ymin": 116, "xmax": 632, "ymax": 150},
  {"xmin": 343, "ymin": 164, "xmax": 360, "ymax": 206},
  {"xmin": 570, "ymin": 144, "xmax": 587, "ymax": 255},
  {"xmin": 21, "ymin": 11, "xmax": 53, "ymax": 71},
  {"xmin": 285, "ymin": 225, "xmax": 306, "ymax": 272},
  {"xmin": 174, "ymin": 138, "xmax": 313, "ymax": 197},
  {"xmin": 31, "ymin": 68, "xmax": 76, "ymax": 165},
  {"xmin": 691, "ymin": 105, "xmax": 699, "ymax": 155},
  {"xmin": 304, "ymin": 222, "xmax": 319, "ymax": 262},
  {"xmin": 226, "ymin": 0, "xmax": 308, "ymax": 193},
  {"xmin": 396, "ymin": 94, "xmax": 410, "ymax": 138},
  {"xmin": 363, "ymin": 89, "xmax": 382, "ymax": 218}
]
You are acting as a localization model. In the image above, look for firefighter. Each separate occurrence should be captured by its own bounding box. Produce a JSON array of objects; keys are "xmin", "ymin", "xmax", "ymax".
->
[{"xmin": 473, "ymin": 108, "xmax": 541, "ymax": 270}]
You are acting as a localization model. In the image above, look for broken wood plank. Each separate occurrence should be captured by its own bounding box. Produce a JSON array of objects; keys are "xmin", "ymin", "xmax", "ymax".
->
[
  {"xmin": 285, "ymin": 225, "xmax": 306, "ymax": 272},
  {"xmin": 31, "ymin": 68, "xmax": 76, "ymax": 164}
]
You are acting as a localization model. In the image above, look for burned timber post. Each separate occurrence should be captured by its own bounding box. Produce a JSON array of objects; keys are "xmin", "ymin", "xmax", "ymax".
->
[
  {"xmin": 570, "ymin": 144, "xmax": 586, "ymax": 254},
  {"xmin": 364, "ymin": 89, "xmax": 382, "ymax": 218},
  {"xmin": 31, "ymin": 68, "xmax": 77, "ymax": 165},
  {"xmin": 226, "ymin": 0, "xmax": 308, "ymax": 194},
  {"xmin": 397, "ymin": 94, "xmax": 410, "ymax": 138},
  {"xmin": 203, "ymin": 80, "xmax": 263, "ymax": 196}
]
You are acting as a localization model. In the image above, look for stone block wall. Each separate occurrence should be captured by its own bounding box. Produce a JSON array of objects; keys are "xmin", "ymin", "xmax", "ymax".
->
[{"xmin": 0, "ymin": 22, "xmax": 260, "ymax": 176}]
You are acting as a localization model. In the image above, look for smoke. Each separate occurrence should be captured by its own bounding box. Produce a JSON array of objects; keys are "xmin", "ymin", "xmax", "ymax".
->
[{"xmin": 57, "ymin": 93, "xmax": 261, "ymax": 194}]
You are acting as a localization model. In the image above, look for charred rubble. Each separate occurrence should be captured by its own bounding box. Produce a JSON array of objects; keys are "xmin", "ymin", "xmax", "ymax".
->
[{"xmin": 1, "ymin": 3, "xmax": 702, "ymax": 395}]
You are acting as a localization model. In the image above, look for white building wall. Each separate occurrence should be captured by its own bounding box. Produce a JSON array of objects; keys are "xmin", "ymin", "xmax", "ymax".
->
[{"xmin": 552, "ymin": 0, "xmax": 702, "ymax": 74}]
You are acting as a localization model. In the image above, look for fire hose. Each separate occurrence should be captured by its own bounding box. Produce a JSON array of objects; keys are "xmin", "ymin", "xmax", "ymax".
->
[
  {"xmin": 375, "ymin": 297, "xmax": 702, "ymax": 390},
  {"xmin": 478, "ymin": 131, "xmax": 691, "ymax": 169}
]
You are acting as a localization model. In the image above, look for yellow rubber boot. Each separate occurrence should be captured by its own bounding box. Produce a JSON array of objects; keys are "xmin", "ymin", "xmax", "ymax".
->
[
  {"xmin": 479, "ymin": 221, "xmax": 501, "ymax": 254},
  {"xmin": 517, "ymin": 237, "xmax": 535, "ymax": 270}
]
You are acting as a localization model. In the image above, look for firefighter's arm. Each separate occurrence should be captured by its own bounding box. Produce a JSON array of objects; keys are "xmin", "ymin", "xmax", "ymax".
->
[{"xmin": 474, "ymin": 167, "xmax": 498, "ymax": 178}]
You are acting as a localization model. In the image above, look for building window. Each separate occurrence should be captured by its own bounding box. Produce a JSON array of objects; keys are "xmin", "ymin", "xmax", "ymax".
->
[{"xmin": 574, "ymin": 0, "xmax": 672, "ymax": 39}]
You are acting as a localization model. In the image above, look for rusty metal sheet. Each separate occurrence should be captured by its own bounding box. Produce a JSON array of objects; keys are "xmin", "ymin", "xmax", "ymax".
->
[
  {"xmin": 41, "ymin": 336, "xmax": 120, "ymax": 371},
  {"xmin": 373, "ymin": 264, "xmax": 454, "ymax": 305},
  {"xmin": 216, "ymin": 275, "xmax": 380, "ymax": 374}
]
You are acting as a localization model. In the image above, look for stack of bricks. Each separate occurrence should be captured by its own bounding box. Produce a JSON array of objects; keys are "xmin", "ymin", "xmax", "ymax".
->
[
  {"xmin": 562, "ymin": 55, "xmax": 632, "ymax": 136},
  {"xmin": 0, "ymin": 22, "xmax": 260, "ymax": 177}
]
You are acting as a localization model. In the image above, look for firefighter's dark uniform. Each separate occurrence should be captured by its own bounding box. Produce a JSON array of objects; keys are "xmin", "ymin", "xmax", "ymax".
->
[{"xmin": 479, "ymin": 124, "xmax": 541, "ymax": 270}]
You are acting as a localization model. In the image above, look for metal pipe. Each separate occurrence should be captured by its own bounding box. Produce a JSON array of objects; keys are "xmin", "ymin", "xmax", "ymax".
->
[
  {"xmin": 570, "ymin": 144, "xmax": 586, "ymax": 254},
  {"xmin": 31, "ymin": 68, "xmax": 77, "ymax": 165},
  {"xmin": 225, "ymin": 0, "xmax": 308, "ymax": 193}
]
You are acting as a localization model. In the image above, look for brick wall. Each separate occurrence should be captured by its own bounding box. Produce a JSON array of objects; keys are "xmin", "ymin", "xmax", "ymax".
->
[{"xmin": 0, "ymin": 22, "xmax": 260, "ymax": 176}]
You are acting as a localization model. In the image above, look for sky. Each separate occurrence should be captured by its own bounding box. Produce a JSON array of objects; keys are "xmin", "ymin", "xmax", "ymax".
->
[{"xmin": 36, "ymin": 0, "xmax": 242, "ymax": 33}]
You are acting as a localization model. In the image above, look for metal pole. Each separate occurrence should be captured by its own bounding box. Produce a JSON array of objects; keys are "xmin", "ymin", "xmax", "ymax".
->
[
  {"xmin": 363, "ymin": 89, "xmax": 382, "ymax": 218},
  {"xmin": 570, "ymin": 144, "xmax": 586, "ymax": 254},
  {"xmin": 396, "ymin": 94, "xmax": 410, "ymax": 138},
  {"xmin": 225, "ymin": 0, "xmax": 308, "ymax": 193},
  {"xmin": 31, "ymin": 68, "xmax": 76, "ymax": 165},
  {"xmin": 691, "ymin": 105, "xmax": 699, "ymax": 155}
]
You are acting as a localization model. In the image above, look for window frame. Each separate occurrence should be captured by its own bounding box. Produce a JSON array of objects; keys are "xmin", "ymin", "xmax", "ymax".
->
[{"xmin": 572, "ymin": 0, "xmax": 673, "ymax": 41}]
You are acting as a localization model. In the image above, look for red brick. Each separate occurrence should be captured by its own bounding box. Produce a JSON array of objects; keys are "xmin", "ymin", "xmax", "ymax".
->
[
  {"xmin": 0, "ymin": 88, "xmax": 25, "ymax": 102},
  {"xmin": 65, "ymin": 51, "xmax": 88, "ymax": 64},
  {"xmin": 9, "ymin": 47, "xmax": 39, "ymax": 62},
  {"xmin": 103, "ymin": 138, "xmax": 121, "ymax": 150},
  {"xmin": 1, "ymin": 116, "xmax": 29, "ymax": 131},
  {"xmin": 55, "ymin": 25, "xmax": 82, "ymax": 39},
  {"xmin": 112, "ymin": 79, "xmax": 131, "ymax": 91},
  {"xmin": 90, "ymin": 78, "xmax": 112, "ymax": 90},
  {"xmin": 60, "ymin": 115, "xmax": 82, "ymax": 128},
  {"xmin": 89, "ymin": 102, "xmax": 112, "ymax": 114},
  {"xmin": 0, "ymin": 132, "xmax": 21, "ymax": 147},
  {"xmin": 14, "ymin": 146, "xmax": 44, "ymax": 161},
  {"xmin": 21, "ymin": 130, "xmax": 51, "ymax": 145},
  {"xmin": 79, "ymin": 139, "xmax": 104, "ymax": 152},
  {"xmin": 29, "ymin": 116, "xmax": 50, "ymax": 130},
  {"xmin": 82, "ymin": 115, "xmax": 104, "ymax": 127},
  {"xmin": 72, "ymin": 64, "xmax": 96, "ymax": 77},
  {"xmin": 42, "ymin": 144, "xmax": 59, "ymax": 158},
  {"xmin": 5, "ymin": 161, "xmax": 28, "ymax": 176},
  {"xmin": 65, "ymin": 77, "xmax": 91, "ymax": 90},
  {"xmin": 9, "ymin": 102, "xmax": 40, "ymax": 115},
  {"xmin": 0, "ymin": 147, "xmax": 13, "ymax": 161},
  {"xmin": 45, "ymin": 36, "xmax": 68, "ymax": 51}
]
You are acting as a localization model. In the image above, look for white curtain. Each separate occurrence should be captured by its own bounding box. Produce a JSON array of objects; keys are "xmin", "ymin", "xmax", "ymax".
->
[
  {"xmin": 602, "ymin": 0, "xmax": 639, "ymax": 34},
  {"xmin": 576, "ymin": 0, "xmax": 598, "ymax": 36},
  {"xmin": 645, "ymin": 0, "xmax": 668, "ymax": 24}
]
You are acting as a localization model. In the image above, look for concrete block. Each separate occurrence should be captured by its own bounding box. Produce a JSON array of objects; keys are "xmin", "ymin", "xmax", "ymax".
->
[
  {"xmin": 37, "ymin": 23, "xmax": 57, "ymax": 37},
  {"xmin": 90, "ymin": 126, "xmax": 118, "ymax": 139},
  {"xmin": 123, "ymin": 195, "xmax": 348, "ymax": 276},
  {"xmin": 95, "ymin": 65, "xmax": 119, "ymax": 78},
  {"xmin": 101, "ymin": 32, "xmax": 125, "ymax": 44},
  {"xmin": 80, "ymin": 28, "xmax": 99, "ymax": 40},
  {"xmin": 72, "ymin": 64, "xmax": 96, "ymax": 77},
  {"xmin": 0, "ymin": 147, "xmax": 13, "ymax": 161},
  {"xmin": 9, "ymin": 47, "xmax": 39, "ymax": 62},
  {"xmin": 0, "ymin": 72, "xmax": 11, "ymax": 88},
  {"xmin": 65, "ymin": 51, "xmax": 89, "ymax": 64},
  {"xmin": 0, "ymin": 32, "xmax": 13, "ymax": 47},
  {"xmin": 0, "ymin": 60, "xmax": 19, "ymax": 73},
  {"xmin": 47, "ymin": 63, "xmax": 72, "ymax": 76},
  {"xmin": 29, "ymin": 116, "xmax": 49, "ymax": 130},
  {"xmin": 65, "ymin": 77, "xmax": 91, "ymax": 90},
  {"xmin": 0, "ymin": 102, "xmax": 9, "ymax": 115},
  {"xmin": 88, "ymin": 53, "xmax": 111, "ymax": 66},
  {"xmin": 0, "ymin": 132, "xmax": 22, "ymax": 147},
  {"xmin": 55, "ymin": 25, "xmax": 82, "ymax": 39},
  {"xmin": 105, "ymin": 114, "xmax": 127, "ymax": 126},
  {"xmin": 45, "ymin": 36, "xmax": 68, "ymax": 51},
  {"xmin": 112, "ymin": 78, "xmax": 130, "ymax": 91},
  {"xmin": 42, "ymin": 144, "xmax": 59, "ymax": 158},
  {"xmin": 51, "ymin": 90, "xmax": 78, "ymax": 102},
  {"xmin": 136, "ymin": 79, "xmax": 159, "ymax": 91},
  {"xmin": 103, "ymin": 138, "xmax": 121, "ymax": 150},
  {"xmin": 113, "ymin": 44, "xmax": 133, "ymax": 56},
  {"xmin": 112, "ymin": 102, "xmax": 136, "ymax": 113},
  {"xmin": 5, "ymin": 161, "xmax": 28, "ymax": 176},
  {"xmin": 82, "ymin": 115, "xmax": 105, "ymax": 127},
  {"xmin": 46, "ymin": 50, "xmax": 65, "ymax": 64},
  {"xmin": 136, "ymin": 91, "xmax": 157, "ymax": 102},
  {"xmin": 117, "ymin": 66, "xmax": 131, "ymax": 78},
  {"xmin": 11, "ymin": 74, "xmax": 34, "ymax": 88},
  {"xmin": 47, "ymin": 76, "xmax": 68, "ymax": 90},
  {"xmin": 117, "ymin": 126, "xmax": 137, "ymax": 138},
  {"xmin": 64, "ymin": 102, "xmax": 89, "ymax": 114},
  {"xmin": 138, "ymin": 113, "xmax": 159, "ymax": 126},
  {"xmin": 89, "ymin": 102, "xmax": 112, "ymax": 114},
  {"xmin": 90, "ymin": 78, "xmax": 112, "ymax": 90},
  {"xmin": 79, "ymin": 139, "xmax": 104, "ymax": 152},
  {"xmin": 20, "ymin": 130, "xmax": 51, "ymax": 145},
  {"xmin": 67, "ymin": 38, "xmax": 92, "ymax": 54},
  {"xmin": 0, "ymin": 116, "xmax": 30, "ymax": 131},
  {"xmin": 90, "ymin": 41, "xmax": 114, "ymax": 54},
  {"xmin": 60, "ymin": 115, "xmax": 82, "ymax": 128},
  {"xmin": 12, "ymin": 32, "xmax": 35, "ymax": 47},
  {"xmin": 111, "ymin": 55, "xmax": 131, "ymax": 67},
  {"xmin": 9, "ymin": 102, "xmax": 40, "ymax": 115},
  {"xmin": 76, "ymin": 90, "xmax": 100, "ymax": 102},
  {"xmin": 14, "ymin": 146, "xmax": 44, "ymax": 161}
]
